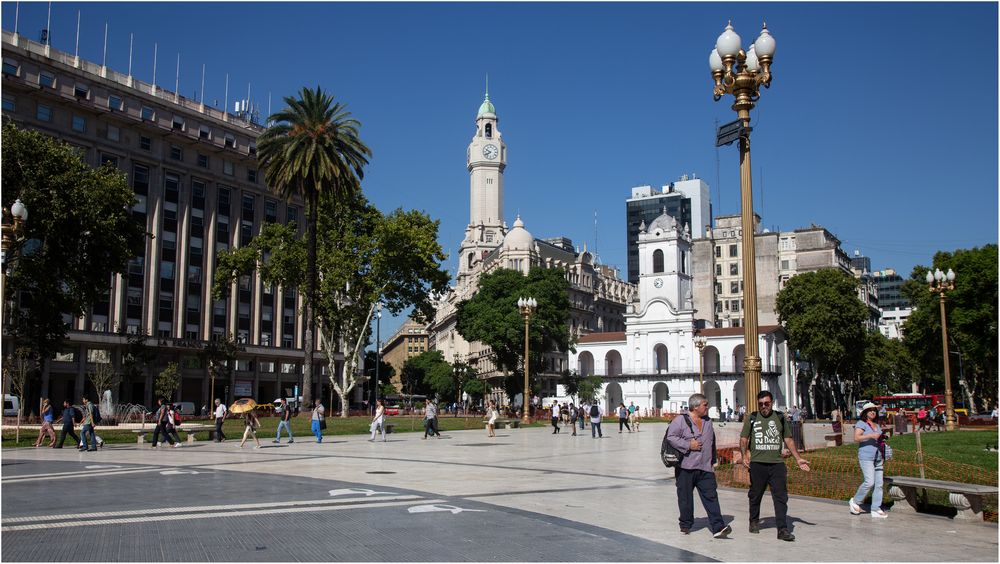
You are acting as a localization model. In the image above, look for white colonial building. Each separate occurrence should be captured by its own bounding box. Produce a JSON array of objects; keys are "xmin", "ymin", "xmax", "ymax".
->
[{"xmin": 565, "ymin": 210, "xmax": 795, "ymax": 418}]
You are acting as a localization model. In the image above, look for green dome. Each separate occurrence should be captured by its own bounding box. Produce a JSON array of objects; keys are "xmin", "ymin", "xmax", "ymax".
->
[{"xmin": 477, "ymin": 95, "xmax": 495, "ymax": 117}]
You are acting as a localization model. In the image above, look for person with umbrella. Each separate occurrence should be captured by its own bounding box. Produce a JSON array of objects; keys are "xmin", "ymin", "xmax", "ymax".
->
[{"xmin": 231, "ymin": 398, "xmax": 261, "ymax": 449}]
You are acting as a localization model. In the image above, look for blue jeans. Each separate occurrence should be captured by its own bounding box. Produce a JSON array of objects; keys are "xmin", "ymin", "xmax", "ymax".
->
[
  {"xmin": 311, "ymin": 420, "xmax": 322, "ymax": 442},
  {"xmin": 591, "ymin": 421, "xmax": 602, "ymax": 437},
  {"xmin": 675, "ymin": 467, "xmax": 726, "ymax": 533},
  {"xmin": 81, "ymin": 424, "xmax": 97, "ymax": 450},
  {"xmin": 853, "ymin": 456, "xmax": 884, "ymax": 510},
  {"xmin": 275, "ymin": 420, "xmax": 293, "ymax": 441}
]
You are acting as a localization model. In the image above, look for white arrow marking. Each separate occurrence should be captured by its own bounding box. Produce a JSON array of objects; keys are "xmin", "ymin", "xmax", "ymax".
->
[
  {"xmin": 159, "ymin": 469, "xmax": 202, "ymax": 475},
  {"xmin": 328, "ymin": 488, "xmax": 393, "ymax": 497},
  {"xmin": 407, "ymin": 504, "xmax": 486, "ymax": 515},
  {"xmin": 84, "ymin": 465, "xmax": 122, "ymax": 470}
]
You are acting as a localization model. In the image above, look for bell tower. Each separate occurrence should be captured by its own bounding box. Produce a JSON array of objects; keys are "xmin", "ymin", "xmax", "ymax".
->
[{"xmin": 459, "ymin": 84, "xmax": 507, "ymax": 280}]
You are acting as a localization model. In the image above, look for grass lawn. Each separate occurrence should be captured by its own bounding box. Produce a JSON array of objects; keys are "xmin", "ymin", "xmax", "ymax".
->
[{"xmin": 1, "ymin": 414, "xmax": 551, "ymax": 447}]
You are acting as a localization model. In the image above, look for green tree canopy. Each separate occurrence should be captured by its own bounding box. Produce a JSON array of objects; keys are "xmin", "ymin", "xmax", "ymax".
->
[
  {"xmin": 455, "ymin": 267, "xmax": 572, "ymax": 392},
  {"xmin": 1, "ymin": 123, "xmax": 147, "ymax": 361},
  {"xmin": 154, "ymin": 363, "xmax": 181, "ymax": 402},
  {"xmin": 399, "ymin": 350, "xmax": 444, "ymax": 398},
  {"xmin": 901, "ymin": 245, "xmax": 998, "ymax": 411}
]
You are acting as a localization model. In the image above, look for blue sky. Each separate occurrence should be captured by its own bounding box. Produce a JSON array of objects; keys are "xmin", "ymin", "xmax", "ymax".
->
[{"xmin": 3, "ymin": 2, "xmax": 997, "ymax": 342}]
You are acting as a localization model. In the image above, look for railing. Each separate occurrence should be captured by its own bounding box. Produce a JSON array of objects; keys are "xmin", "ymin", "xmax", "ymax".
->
[{"xmin": 578, "ymin": 363, "xmax": 782, "ymax": 377}]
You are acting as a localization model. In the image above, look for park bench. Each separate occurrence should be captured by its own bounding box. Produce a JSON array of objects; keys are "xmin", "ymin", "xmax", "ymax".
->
[
  {"xmin": 483, "ymin": 418, "xmax": 521, "ymax": 430},
  {"xmin": 132, "ymin": 424, "xmax": 215, "ymax": 445},
  {"xmin": 384, "ymin": 423, "xmax": 395, "ymax": 434},
  {"xmin": 886, "ymin": 475, "xmax": 998, "ymax": 521}
]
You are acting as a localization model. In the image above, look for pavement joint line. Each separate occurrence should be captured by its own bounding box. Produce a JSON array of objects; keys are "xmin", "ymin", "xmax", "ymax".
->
[
  {"xmin": 1, "ymin": 466, "xmax": 168, "ymax": 483},
  {"xmin": 0, "ymin": 465, "xmax": 162, "ymax": 481},
  {"xmin": 1, "ymin": 497, "xmax": 441, "ymax": 532}
]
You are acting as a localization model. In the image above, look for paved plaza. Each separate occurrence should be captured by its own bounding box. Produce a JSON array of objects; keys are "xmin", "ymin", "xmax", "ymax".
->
[{"xmin": 1, "ymin": 423, "xmax": 996, "ymax": 562}]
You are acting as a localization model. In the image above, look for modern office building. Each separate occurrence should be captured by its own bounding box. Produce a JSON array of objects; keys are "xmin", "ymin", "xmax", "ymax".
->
[
  {"xmin": 625, "ymin": 176, "xmax": 711, "ymax": 284},
  {"xmin": 874, "ymin": 268, "xmax": 911, "ymax": 340},
  {"xmin": 379, "ymin": 319, "xmax": 430, "ymax": 391},
  {"xmin": 1, "ymin": 30, "xmax": 335, "ymax": 412},
  {"xmin": 849, "ymin": 250, "xmax": 881, "ymax": 331}
]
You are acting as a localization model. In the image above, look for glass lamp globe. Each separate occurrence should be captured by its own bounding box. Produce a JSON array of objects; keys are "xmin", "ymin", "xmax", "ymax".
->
[
  {"xmin": 716, "ymin": 22, "xmax": 742, "ymax": 58},
  {"xmin": 754, "ymin": 24, "xmax": 776, "ymax": 57},
  {"xmin": 709, "ymin": 48, "xmax": 724, "ymax": 71}
]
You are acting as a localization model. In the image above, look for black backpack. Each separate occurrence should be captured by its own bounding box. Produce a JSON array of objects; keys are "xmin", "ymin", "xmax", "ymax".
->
[
  {"xmin": 661, "ymin": 414, "xmax": 695, "ymax": 468},
  {"xmin": 589, "ymin": 404, "xmax": 600, "ymax": 418},
  {"xmin": 91, "ymin": 404, "xmax": 102, "ymax": 424}
]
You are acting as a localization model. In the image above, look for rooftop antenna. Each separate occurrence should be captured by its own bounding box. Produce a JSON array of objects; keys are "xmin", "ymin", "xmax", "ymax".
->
[
  {"xmin": 151, "ymin": 42, "xmax": 157, "ymax": 95},
  {"xmin": 127, "ymin": 32, "xmax": 133, "ymax": 86},
  {"xmin": 714, "ymin": 117, "xmax": 722, "ymax": 213},
  {"xmin": 101, "ymin": 21, "xmax": 108, "ymax": 75},
  {"xmin": 267, "ymin": 91, "xmax": 272, "ymax": 122},
  {"xmin": 13, "ymin": 1, "xmax": 19, "ymax": 40},
  {"xmin": 593, "ymin": 209, "xmax": 599, "ymax": 263},
  {"xmin": 199, "ymin": 63, "xmax": 205, "ymax": 107},
  {"xmin": 74, "ymin": 9, "xmax": 80, "ymax": 63},
  {"xmin": 223, "ymin": 73, "xmax": 229, "ymax": 121},
  {"xmin": 174, "ymin": 53, "xmax": 180, "ymax": 102},
  {"xmin": 44, "ymin": 2, "xmax": 51, "ymax": 54}
]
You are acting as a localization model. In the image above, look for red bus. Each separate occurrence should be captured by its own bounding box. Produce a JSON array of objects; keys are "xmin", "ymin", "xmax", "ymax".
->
[{"xmin": 872, "ymin": 393, "xmax": 968, "ymax": 417}]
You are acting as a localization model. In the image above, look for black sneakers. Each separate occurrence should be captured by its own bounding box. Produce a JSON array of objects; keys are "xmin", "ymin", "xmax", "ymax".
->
[
  {"xmin": 748, "ymin": 520, "xmax": 760, "ymax": 534},
  {"xmin": 679, "ymin": 528, "xmax": 690, "ymax": 535},
  {"xmin": 777, "ymin": 528, "xmax": 795, "ymax": 542}
]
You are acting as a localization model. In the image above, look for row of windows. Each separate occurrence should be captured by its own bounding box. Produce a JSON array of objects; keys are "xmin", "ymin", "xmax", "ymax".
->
[
  {"xmin": 714, "ymin": 263, "xmax": 740, "ymax": 277},
  {"xmin": 715, "ymin": 281, "xmax": 744, "ymax": 295},
  {"xmin": 714, "ymin": 244, "xmax": 739, "ymax": 258}
]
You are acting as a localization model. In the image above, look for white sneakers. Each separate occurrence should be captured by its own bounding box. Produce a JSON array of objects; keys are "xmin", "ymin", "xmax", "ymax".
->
[
  {"xmin": 848, "ymin": 498, "xmax": 863, "ymax": 515},
  {"xmin": 172, "ymin": 443, "xmax": 181, "ymax": 448},
  {"xmin": 871, "ymin": 509, "xmax": 888, "ymax": 519}
]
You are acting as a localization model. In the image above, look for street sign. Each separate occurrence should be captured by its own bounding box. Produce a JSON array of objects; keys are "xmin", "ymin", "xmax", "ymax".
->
[{"xmin": 716, "ymin": 119, "xmax": 750, "ymax": 147}]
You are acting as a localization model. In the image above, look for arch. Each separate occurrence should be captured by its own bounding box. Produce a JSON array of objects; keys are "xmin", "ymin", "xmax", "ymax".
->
[
  {"xmin": 605, "ymin": 382, "xmax": 623, "ymax": 413},
  {"xmin": 732, "ymin": 344, "xmax": 745, "ymax": 373},
  {"xmin": 578, "ymin": 351, "xmax": 594, "ymax": 377},
  {"xmin": 732, "ymin": 377, "xmax": 745, "ymax": 411},
  {"xmin": 485, "ymin": 123, "xmax": 493, "ymax": 138},
  {"xmin": 704, "ymin": 380, "xmax": 722, "ymax": 415},
  {"xmin": 653, "ymin": 344, "xmax": 668, "ymax": 373},
  {"xmin": 652, "ymin": 382, "xmax": 669, "ymax": 410},
  {"xmin": 703, "ymin": 346, "xmax": 721, "ymax": 373},
  {"xmin": 604, "ymin": 350, "xmax": 622, "ymax": 376},
  {"xmin": 467, "ymin": 252, "xmax": 475, "ymax": 269},
  {"xmin": 652, "ymin": 249, "xmax": 664, "ymax": 273}
]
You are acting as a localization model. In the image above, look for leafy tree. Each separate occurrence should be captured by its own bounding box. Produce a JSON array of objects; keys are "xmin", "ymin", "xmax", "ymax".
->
[
  {"xmin": 257, "ymin": 86, "xmax": 372, "ymax": 411},
  {"xmin": 859, "ymin": 331, "xmax": 918, "ymax": 399},
  {"xmin": 1, "ymin": 123, "xmax": 147, "ymax": 362},
  {"xmin": 455, "ymin": 268, "xmax": 571, "ymax": 397},
  {"xmin": 213, "ymin": 192, "xmax": 449, "ymax": 416},
  {"xmin": 154, "ymin": 363, "xmax": 181, "ymax": 402},
  {"xmin": 87, "ymin": 362, "xmax": 121, "ymax": 405},
  {"xmin": 201, "ymin": 333, "xmax": 241, "ymax": 403},
  {"xmin": 775, "ymin": 269, "xmax": 867, "ymax": 415},
  {"xmin": 576, "ymin": 374, "xmax": 604, "ymax": 404},
  {"xmin": 901, "ymin": 245, "xmax": 998, "ymax": 412},
  {"xmin": 363, "ymin": 349, "xmax": 396, "ymax": 397},
  {"xmin": 399, "ymin": 351, "xmax": 440, "ymax": 397}
]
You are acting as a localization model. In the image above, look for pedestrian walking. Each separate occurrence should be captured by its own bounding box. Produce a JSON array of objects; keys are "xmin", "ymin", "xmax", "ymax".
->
[
  {"xmin": 739, "ymin": 390, "xmax": 810, "ymax": 541},
  {"xmin": 589, "ymin": 402, "xmax": 603, "ymax": 438},
  {"xmin": 369, "ymin": 399, "xmax": 387, "ymax": 442},
  {"xmin": 273, "ymin": 398, "xmax": 295, "ymax": 443},
  {"xmin": 213, "ymin": 399, "xmax": 227, "ymax": 442},
  {"xmin": 617, "ymin": 403, "xmax": 632, "ymax": 433},
  {"xmin": 240, "ymin": 409, "xmax": 262, "ymax": 449},
  {"xmin": 423, "ymin": 399, "xmax": 441, "ymax": 439},
  {"xmin": 629, "ymin": 406, "xmax": 641, "ymax": 432},
  {"xmin": 550, "ymin": 401, "xmax": 561, "ymax": 434},
  {"xmin": 167, "ymin": 403, "xmax": 183, "ymax": 445},
  {"xmin": 486, "ymin": 401, "xmax": 498, "ymax": 438},
  {"xmin": 568, "ymin": 402, "xmax": 578, "ymax": 436},
  {"xmin": 150, "ymin": 398, "xmax": 178, "ymax": 449},
  {"xmin": 34, "ymin": 398, "xmax": 57, "ymax": 447},
  {"xmin": 79, "ymin": 397, "xmax": 99, "ymax": 452},
  {"xmin": 579, "ymin": 402, "xmax": 587, "ymax": 431},
  {"xmin": 311, "ymin": 399, "xmax": 326, "ymax": 443},
  {"xmin": 667, "ymin": 394, "xmax": 731, "ymax": 538},
  {"xmin": 737, "ymin": 403, "xmax": 746, "ymax": 422},
  {"xmin": 54, "ymin": 400, "xmax": 80, "ymax": 449},
  {"xmin": 849, "ymin": 402, "xmax": 890, "ymax": 518}
]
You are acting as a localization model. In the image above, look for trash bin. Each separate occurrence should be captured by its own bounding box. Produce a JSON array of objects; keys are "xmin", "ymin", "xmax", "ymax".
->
[{"xmin": 893, "ymin": 413, "xmax": 908, "ymax": 434}]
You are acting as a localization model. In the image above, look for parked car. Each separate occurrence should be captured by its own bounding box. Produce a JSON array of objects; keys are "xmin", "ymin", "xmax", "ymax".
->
[
  {"xmin": 3, "ymin": 394, "xmax": 21, "ymax": 417},
  {"xmin": 385, "ymin": 405, "xmax": 402, "ymax": 416}
]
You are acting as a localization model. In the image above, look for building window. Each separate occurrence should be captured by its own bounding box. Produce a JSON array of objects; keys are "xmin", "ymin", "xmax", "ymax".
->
[
  {"xmin": 36, "ymin": 104, "xmax": 52, "ymax": 122},
  {"xmin": 39, "ymin": 71, "xmax": 55, "ymax": 88},
  {"xmin": 247, "ymin": 169, "xmax": 257, "ymax": 183},
  {"xmin": 170, "ymin": 145, "xmax": 183, "ymax": 161},
  {"xmin": 139, "ymin": 136, "xmax": 151, "ymax": 151},
  {"xmin": 224, "ymin": 133, "xmax": 236, "ymax": 149},
  {"xmin": 265, "ymin": 200, "xmax": 277, "ymax": 223},
  {"xmin": 780, "ymin": 259, "xmax": 789, "ymax": 270},
  {"xmin": 715, "ymin": 282, "xmax": 722, "ymax": 295},
  {"xmin": 286, "ymin": 206, "xmax": 298, "ymax": 226},
  {"xmin": 199, "ymin": 125, "xmax": 210, "ymax": 140},
  {"xmin": 730, "ymin": 281, "xmax": 739, "ymax": 294},
  {"xmin": 106, "ymin": 124, "xmax": 120, "ymax": 141},
  {"xmin": 108, "ymin": 94, "xmax": 123, "ymax": 110},
  {"xmin": 2, "ymin": 93, "xmax": 14, "ymax": 112},
  {"xmin": 74, "ymin": 83, "xmax": 90, "ymax": 98},
  {"xmin": 729, "ymin": 244, "xmax": 738, "ymax": 257},
  {"xmin": 223, "ymin": 160, "xmax": 234, "ymax": 176},
  {"xmin": 2, "ymin": 58, "xmax": 18, "ymax": 76},
  {"xmin": 715, "ymin": 264, "xmax": 722, "ymax": 276},
  {"xmin": 729, "ymin": 263, "xmax": 738, "ymax": 276},
  {"xmin": 141, "ymin": 106, "xmax": 155, "ymax": 121},
  {"xmin": 248, "ymin": 143, "xmax": 257, "ymax": 156},
  {"xmin": 652, "ymin": 249, "xmax": 664, "ymax": 273},
  {"xmin": 172, "ymin": 115, "xmax": 184, "ymax": 131},
  {"xmin": 197, "ymin": 153, "xmax": 208, "ymax": 168},
  {"xmin": 100, "ymin": 153, "xmax": 119, "ymax": 168},
  {"xmin": 731, "ymin": 300, "xmax": 741, "ymax": 312},
  {"xmin": 72, "ymin": 115, "xmax": 86, "ymax": 133},
  {"xmin": 715, "ymin": 246, "xmax": 721, "ymax": 258}
]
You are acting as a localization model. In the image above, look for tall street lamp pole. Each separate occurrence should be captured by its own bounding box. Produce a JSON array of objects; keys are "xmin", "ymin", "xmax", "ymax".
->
[
  {"xmin": 518, "ymin": 297, "xmax": 537, "ymax": 425},
  {"xmin": 926, "ymin": 268, "xmax": 957, "ymax": 431},
  {"xmin": 372, "ymin": 301, "xmax": 381, "ymax": 416},
  {"xmin": 709, "ymin": 21, "xmax": 776, "ymax": 410},
  {"xmin": 694, "ymin": 337, "xmax": 707, "ymax": 395},
  {"xmin": 1, "ymin": 198, "xmax": 29, "ymax": 334}
]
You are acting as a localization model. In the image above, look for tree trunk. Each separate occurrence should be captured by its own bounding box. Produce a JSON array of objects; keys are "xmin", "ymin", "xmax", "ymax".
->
[{"xmin": 300, "ymin": 189, "xmax": 318, "ymax": 414}]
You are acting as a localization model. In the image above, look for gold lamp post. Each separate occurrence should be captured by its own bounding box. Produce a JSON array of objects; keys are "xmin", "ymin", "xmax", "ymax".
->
[
  {"xmin": 709, "ymin": 21, "xmax": 776, "ymax": 411},
  {"xmin": 694, "ymin": 337, "xmax": 707, "ymax": 395},
  {"xmin": 517, "ymin": 296, "xmax": 537, "ymax": 425},
  {"xmin": 926, "ymin": 268, "xmax": 957, "ymax": 431}
]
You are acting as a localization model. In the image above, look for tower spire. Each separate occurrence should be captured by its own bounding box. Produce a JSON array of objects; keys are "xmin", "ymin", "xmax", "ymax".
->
[{"xmin": 485, "ymin": 73, "xmax": 489, "ymax": 100}]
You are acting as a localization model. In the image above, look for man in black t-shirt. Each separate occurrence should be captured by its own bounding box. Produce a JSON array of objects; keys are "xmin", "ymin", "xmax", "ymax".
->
[{"xmin": 54, "ymin": 400, "xmax": 80, "ymax": 448}]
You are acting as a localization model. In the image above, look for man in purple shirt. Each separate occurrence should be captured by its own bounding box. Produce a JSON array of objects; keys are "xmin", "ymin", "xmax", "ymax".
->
[{"xmin": 666, "ymin": 393, "xmax": 731, "ymax": 539}]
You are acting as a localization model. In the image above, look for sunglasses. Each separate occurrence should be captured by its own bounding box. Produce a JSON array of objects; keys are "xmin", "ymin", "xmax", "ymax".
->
[{"xmin": 757, "ymin": 401, "xmax": 772, "ymax": 407}]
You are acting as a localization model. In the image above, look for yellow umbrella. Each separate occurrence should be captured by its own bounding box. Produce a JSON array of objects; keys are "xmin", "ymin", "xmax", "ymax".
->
[{"xmin": 230, "ymin": 398, "xmax": 257, "ymax": 414}]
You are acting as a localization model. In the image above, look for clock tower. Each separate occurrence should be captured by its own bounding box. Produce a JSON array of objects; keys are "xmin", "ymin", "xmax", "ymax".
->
[
  {"xmin": 636, "ymin": 211, "xmax": 694, "ymax": 313},
  {"xmin": 459, "ymin": 88, "xmax": 508, "ymax": 280}
]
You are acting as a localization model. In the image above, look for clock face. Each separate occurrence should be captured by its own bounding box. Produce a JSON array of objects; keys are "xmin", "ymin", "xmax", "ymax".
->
[
  {"xmin": 653, "ymin": 277, "xmax": 663, "ymax": 288},
  {"xmin": 483, "ymin": 144, "xmax": 499, "ymax": 160}
]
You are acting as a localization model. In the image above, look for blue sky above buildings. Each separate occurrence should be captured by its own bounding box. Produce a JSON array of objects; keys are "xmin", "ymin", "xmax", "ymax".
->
[{"xmin": 3, "ymin": 2, "xmax": 997, "ymax": 340}]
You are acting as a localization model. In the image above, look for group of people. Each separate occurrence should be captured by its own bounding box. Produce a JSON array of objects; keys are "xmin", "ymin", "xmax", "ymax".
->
[
  {"xmin": 33, "ymin": 397, "xmax": 102, "ymax": 451},
  {"xmin": 542, "ymin": 401, "xmax": 643, "ymax": 437}
]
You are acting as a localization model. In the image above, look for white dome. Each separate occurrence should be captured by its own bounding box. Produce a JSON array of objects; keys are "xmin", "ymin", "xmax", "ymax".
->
[
  {"xmin": 503, "ymin": 216, "xmax": 534, "ymax": 250},
  {"xmin": 647, "ymin": 212, "xmax": 678, "ymax": 234}
]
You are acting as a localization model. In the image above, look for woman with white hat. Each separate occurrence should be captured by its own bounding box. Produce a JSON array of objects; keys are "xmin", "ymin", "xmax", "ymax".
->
[{"xmin": 849, "ymin": 402, "xmax": 889, "ymax": 518}]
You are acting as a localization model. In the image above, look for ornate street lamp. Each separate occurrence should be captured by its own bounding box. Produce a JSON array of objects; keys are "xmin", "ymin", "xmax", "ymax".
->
[
  {"xmin": 1, "ymin": 198, "xmax": 29, "ymax": 331},
  {"xmin": 517, "ymin": 296, "xmax": 537, "ymax": 425},
  {"xmin": 709, "ymin": 21, "xmax": 776, "ymax": 410},
  {"xmin": 372, "ymin": 301, "xmax": 382, "ymax": 416},
  {"xmin": 926, "ymin": 268, "xmax": 957, "ymax": 431},
  {"xmin": 694, "ymin": 337, "xmax": 707, "ymax": 395}
]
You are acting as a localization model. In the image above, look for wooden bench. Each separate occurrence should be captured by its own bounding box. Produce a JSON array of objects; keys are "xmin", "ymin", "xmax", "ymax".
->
[
  {"xmin": 132, "ymin": 425, "xmax": 215, "ymax": 445},
  {"xmin": 824, "ymin": 433, "xmax": 843, "ymax": 447},
  {"xmin": 887, "ymin": 476, "xmax": 998, "ymax": 521},
  {"xmin": 484, "ymin": 418, "xmax": 521, "ymax": 430}
]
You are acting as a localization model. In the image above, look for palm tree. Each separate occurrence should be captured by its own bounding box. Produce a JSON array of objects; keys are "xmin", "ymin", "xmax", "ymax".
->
[{"xmin": 257, "ymin": 86, "xmax": 371, "ymax": 413}]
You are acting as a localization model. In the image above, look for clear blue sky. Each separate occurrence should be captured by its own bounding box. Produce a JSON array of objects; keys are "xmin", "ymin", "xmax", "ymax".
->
[{"xmin": 4, "ymin": 2, "xmax": 997, "ymax": 342}]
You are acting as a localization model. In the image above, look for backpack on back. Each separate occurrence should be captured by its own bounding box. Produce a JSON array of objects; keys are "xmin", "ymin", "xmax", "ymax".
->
[
  {"xmin": 589, "ymin": 404, "xmax": 600, "ymax": 418},
  {"xmin": 91, "ymin": 404, "xmax": 102, "ymax": 425},
  {"xmin": 660, "ymin": 414, "xmax": 695, "ymax": 468}
]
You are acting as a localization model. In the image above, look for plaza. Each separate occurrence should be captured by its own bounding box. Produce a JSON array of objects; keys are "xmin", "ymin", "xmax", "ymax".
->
[{"xmin": 2, "ymin": 424, "xmax": 996, "ymax": 562}]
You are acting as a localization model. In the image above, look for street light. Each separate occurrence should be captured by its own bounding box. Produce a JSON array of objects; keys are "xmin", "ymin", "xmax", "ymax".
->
[
  {"xmin": 926, "ymin": 268, "xmax": 957, "ymax": 431},
  {"xmin": 517, "ymin": 296, "xmax": 537, "ymax": 425},
  {"xmin": 694, "ymin": 337, "xmax": 707, "ymax": 395},
  {"xmin": 372, "ymin": 301, "xmax": 382, "ymax": 417},
  {"xmin": 1, "ymin": 198, "xmax": 29, "ymax": 332},
  {"xmin": 709, "ymin": 21, "xmax": 776, "ymax": 410}
]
